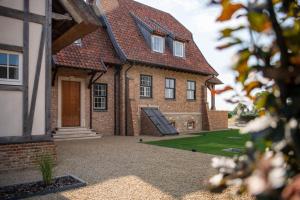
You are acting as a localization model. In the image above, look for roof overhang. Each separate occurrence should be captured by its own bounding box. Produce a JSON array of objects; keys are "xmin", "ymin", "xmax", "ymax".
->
[{"xmin": 52, "ymin": 0, "xmax": 102, "ymax": 54}]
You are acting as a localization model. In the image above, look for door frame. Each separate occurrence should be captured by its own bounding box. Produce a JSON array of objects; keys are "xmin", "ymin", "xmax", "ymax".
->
[{"xmin": 58, "ymin": 76, "xmax": 86, "ymax": 128}]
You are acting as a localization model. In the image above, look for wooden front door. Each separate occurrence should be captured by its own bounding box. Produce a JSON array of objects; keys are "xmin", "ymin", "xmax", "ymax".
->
[{"xmin": 62, "ymin": 81, "xmax": 81, "ymax": 127}]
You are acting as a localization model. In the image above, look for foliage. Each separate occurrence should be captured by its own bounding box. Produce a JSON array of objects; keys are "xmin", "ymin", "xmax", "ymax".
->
[
  {"xmin": 209, "ymin": 0, "xmax": 300, "ymax": 199},
  {"xmin": 146, "ymin": 129, "xmax": 250, "ymax": 157},
  {"xmin": 38, "ymin": 155, "xmax": 54, "ymax": 185}
]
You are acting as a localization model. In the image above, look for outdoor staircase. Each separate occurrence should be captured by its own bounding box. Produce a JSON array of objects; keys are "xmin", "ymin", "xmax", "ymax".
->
[{"xmin": 53, "ymin": 127, "xmax": 102, "ymax": 141}]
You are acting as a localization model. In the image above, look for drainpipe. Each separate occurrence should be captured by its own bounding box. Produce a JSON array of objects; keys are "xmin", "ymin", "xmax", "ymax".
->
[
  {"xmin": 125, "ymin": 64, "xmax": 133, "ymax": 136},
  {"xmin": 114, "ymin": 65, "xmax": 121, "ymax": 135}
]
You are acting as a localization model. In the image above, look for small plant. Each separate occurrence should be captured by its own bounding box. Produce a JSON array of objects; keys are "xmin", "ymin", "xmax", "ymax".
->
[{"xmin": 38, "ymin": 155, "xmax": 54, "ymax": 185}]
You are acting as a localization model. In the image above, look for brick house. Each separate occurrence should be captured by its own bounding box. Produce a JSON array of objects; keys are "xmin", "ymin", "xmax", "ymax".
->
[{"xmin": 52, "ymin": 0, "xmax": 228, "ymax": 138}]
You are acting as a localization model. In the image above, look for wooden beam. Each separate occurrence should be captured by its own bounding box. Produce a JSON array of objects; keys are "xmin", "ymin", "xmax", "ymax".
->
[
  {"xmin": 28, "ymin": 26, "xmax": 46, "ymax": 135},
  {"xmin": 23, "ymin": 0, "xmax": 30, "ymax": 137},
  {"xmin": 52, "ymin": 22, "xmax": 97, "ymax": 53},
  {"xmin": 0, "ymin": 85, "xmax": 23, "ymax": 91},
  {"xmin": 0, "ymin": 43, "xmax": 23, "ymax": 53},
  {"xmin": 45, "ymin": 0, "xmax": 53, "ymax": 135},
  {"xmin": 0, "ymin": 6, "xmax": 45, "ymax": 24},
  {"xmin": 52, "ymin": 12, "xmax": 72, "ymax": 21}
]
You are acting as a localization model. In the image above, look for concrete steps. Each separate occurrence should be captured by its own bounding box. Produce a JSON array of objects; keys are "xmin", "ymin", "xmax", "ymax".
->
[{"xmin": 53, "ymin": 127, "xmax": 102, "ymax": 141}]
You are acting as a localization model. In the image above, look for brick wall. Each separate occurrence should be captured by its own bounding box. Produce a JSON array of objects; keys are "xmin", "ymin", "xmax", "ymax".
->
[
  {"xmin": 122, "ymin": 64, "xmax": 208, "ymax": 136},
  {"xmin": 92, "ymin": 67, "xmax": 115, "ymax": 135},
  {"xmin": 207, "ymin": 110, "xmax": 228, "ymax": 130},
  {"xmin": 0, "ymin": 141, "xmax": 56, "ymax": 171},
  {"xmin": 51, "ymin": 67, "xmax": 116, "ymax": 136}
]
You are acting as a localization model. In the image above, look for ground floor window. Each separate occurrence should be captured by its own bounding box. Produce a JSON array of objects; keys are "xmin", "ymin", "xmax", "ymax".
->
[
  {"xmin": 0, "ymin": 51, "xmax": 21, "ymax": 85},
  {"xmin": 170, "ymin": 121, "xmax": 176, "ymax": 127},
  {"xmin": 187, "ymin": 120, "xmax": 195, "ymax": 130},
  {"xmin": 93, "ymin": 83, "xmax": 107, "ymax": 111},
  {"xmin": 140, "ymin": 75, "xmax": 152, "ymax": 98}
]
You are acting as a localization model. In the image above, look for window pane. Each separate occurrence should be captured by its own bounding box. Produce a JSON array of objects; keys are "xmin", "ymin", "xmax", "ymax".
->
[
  {"xmin": 174, "ymin": 41, "xmax": 184, "ymax": 57},
  {"xmin": 9, "ymin": 54, "xmax": 18, "ymax": 66},
  {"xmin": 0, "ymin": 53, "xmax": 7, "ymax": 65},
  {"xmin": 170, "ymin": 79, "xmax": 174, "ymax": 88},
  {"xmin": 165, "ymin": 88, "xmax": 174, "ymax": 99},
  {"xmin": 152, "ymin": 36, "xmax": 164, "ymax": 53},
  {"xmin": 9, "ymin": 67, "xmax": 18, "ymax": 79},
  {"xmin": 0, "ymin": 66, "xmax": 7, "ymax": 79}
]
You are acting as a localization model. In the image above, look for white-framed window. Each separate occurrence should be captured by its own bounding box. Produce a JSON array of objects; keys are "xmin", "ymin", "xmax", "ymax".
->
[
  {"xmin": 173, "ymin": 41, "xmax": 185, "ymax": 57},
  {"xmin": 74, "ymin": 38, "xmax": 82, "ymax": 47},
  {"xmin": 165, "ymin": 78, "xmax": 175, "ymax": 99},
  {"xmin": 93, "ymin": 83, "xmax": 107, "ymax": 111},
  {"xmin": 187, "ymin": 120, "xmax": 195, "ymax": 130},
  {"xmin": 151, "ymin": 35, "xmax": 164, "ymax": 53},
  {"xmin": 140, "ymin": 75, "xmax": 152, "ymax": 98},
  {"xmin": 187, "ymin": 80, "xmax": 196, "ymax": 100},
  {"xmin": 0, "ymin": 51, "xmax": 22, "ymax": 85}
]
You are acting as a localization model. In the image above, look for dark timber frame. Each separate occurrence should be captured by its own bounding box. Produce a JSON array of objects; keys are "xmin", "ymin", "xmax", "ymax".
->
[{"xmin": 23, "ymin": 0, "xmax": 30, "ymax": 137}]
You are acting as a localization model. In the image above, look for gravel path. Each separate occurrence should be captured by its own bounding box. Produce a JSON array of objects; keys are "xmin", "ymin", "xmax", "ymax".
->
[{"xmin": 0, "ymin": 136, "xmax": 251, "ymax": 200}]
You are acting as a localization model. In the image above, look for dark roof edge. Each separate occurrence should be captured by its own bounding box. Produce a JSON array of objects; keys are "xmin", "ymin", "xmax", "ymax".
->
[
  {"xmin": 90, "ymin": 4, "xmax": 127, "ymax": 63},
  {"xmin": 127, "ymin": 59, "xmax": 216, "ymax": 76}
]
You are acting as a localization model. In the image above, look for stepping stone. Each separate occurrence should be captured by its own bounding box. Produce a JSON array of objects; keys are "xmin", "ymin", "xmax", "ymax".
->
[
  {"xmin": 228, "ymin": 137, "xmax": 241, "ymax": 139},
  {"xmin": 222, "ymin": 148, "xmax": 242, "ymax": 153}
]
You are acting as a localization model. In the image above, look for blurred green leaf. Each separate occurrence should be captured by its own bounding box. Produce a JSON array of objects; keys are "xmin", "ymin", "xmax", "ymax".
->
[{"xmin": 248, "ymin": 12, "xmax": 272, "ymax": 32}]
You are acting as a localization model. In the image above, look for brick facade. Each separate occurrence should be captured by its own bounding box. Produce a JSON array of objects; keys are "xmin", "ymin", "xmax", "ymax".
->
[
  {"xmin": 0, "ymin": 142, "xmax": 56, "ymax": 171},
  {"xmin": 207, "ymin": 110, "xmax": 228, "ymax": 130},
  {"xmin": 51, "ymin": 64, "xmax": 228, "ymax": 137},
  {"xmin": 121, "ymin": 64, "xmax": 209, "ymax": 136},
  {"xmin": 51, "ymin": 66, "xmax": 116, "ymax": 136}
]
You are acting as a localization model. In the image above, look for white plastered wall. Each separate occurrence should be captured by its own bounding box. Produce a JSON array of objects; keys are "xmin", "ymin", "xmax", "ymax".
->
[{"xmin": 0, "ymin": 0, "xmax": 47, "ymax": 137}]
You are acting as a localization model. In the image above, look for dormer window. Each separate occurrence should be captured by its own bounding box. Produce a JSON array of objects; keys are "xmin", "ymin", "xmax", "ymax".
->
[
  {"xmin": 173, "ymin": 41, "xmax": 184, "ymax": 57},
  {"xmin": 74, "ymin": 38, "xmax": 82, "ymax": 47},
  {"xmin": 151, "ymin": 35, "xmax": 164, "ymax": 53}
]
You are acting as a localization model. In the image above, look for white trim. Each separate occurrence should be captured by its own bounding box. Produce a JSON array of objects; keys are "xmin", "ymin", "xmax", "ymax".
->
[
  {"xmin": 173, "ymin": 41, "xmax": 185, "ymax": 58},
  {"xmin": 151, "ymin": 35, "xmax": 164, "ymax": 53},
  {"xmin": 57, "ymin": 76, "xmax": 86, "ymax": 128},
  {"xmin": 0, "ymin": 50, "xmax": 23, "ymax": 85}
]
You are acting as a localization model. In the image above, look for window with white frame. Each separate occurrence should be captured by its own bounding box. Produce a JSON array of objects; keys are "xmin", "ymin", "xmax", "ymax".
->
[
  {"xmin": 0, "ymin": 51, "xmax": 21, "ymax": 85},
  {"xmin": 93, "ymin": 83, "xmax": 107, "ymax": 111},
  {"xmin": 151, "ymin": 35, "xmax": 164, "ymax": 53},
  {"xmin": 140, "ymin": 75, "xmax": 152, "ymax": 98},
  {"xmin": 173, "ymin": 41, "xmax": 184, "ymax": 57},
  {"xmin": 187, "ymin": 80, "xmax": 196, "ymax": 100},
  {"xmin": 187, "ymin": 120, "xmax": 195, "ymax": 130},
  {"xmin": 165, "ymin": 78, "xmax": 175, "ymax": 99}
]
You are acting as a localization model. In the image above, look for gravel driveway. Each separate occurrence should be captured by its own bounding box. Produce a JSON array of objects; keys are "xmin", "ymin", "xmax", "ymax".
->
[{"xmin": 0, "ymin": 136, "xmax": 251, "ymax": 200}]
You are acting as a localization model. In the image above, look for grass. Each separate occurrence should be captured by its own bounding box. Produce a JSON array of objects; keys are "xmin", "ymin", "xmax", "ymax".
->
[{"xmin": 145, "ymin": 129, "xmax": 250, "ymax": 157}]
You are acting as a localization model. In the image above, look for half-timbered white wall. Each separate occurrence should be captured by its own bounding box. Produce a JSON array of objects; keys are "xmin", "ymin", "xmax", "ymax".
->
[{"xmin": 0, "ymin": 0, "xmax": 47, "ymax": 137}]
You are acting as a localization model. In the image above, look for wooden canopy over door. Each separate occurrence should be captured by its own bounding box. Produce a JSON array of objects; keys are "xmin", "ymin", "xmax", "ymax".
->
[{"xmin": 62, "ymin": 81, "xmax": 81, "ymax": 127}]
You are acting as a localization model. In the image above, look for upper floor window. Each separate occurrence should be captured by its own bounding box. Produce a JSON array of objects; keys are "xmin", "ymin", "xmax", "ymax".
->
[
  {"xmin": 165, "ymin": 78, "xmax": 175, "ymax": 99},
  {"xmin": 151, "ymin": 35, "xmax": 164, "ymax": 53},
  {"xmin": 140, "ymin": 75, "xmax": 152, "ymax": 98},
  {"xmin": 187, "ymin": 80, "xmax": 196, "ymax": 100},
  {"xmin": 93, "ymin": 83, "xmax": 107, "ymax": 111},
  {"xmin": 74, "ymin": 38, "xmax": 82, "ymax": 47},
  {"xmin": 0, "ymin": 51, "xmax": 21, "ymax": 85},
  {"xmin": 173, "ymin": 41, "xmax": 185, "ymax": 57}
]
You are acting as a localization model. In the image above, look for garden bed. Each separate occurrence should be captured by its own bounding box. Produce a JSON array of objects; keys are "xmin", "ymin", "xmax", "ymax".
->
[{"xmin": 0, "ymin": 175, "xmax": 86, "ymax": 200}]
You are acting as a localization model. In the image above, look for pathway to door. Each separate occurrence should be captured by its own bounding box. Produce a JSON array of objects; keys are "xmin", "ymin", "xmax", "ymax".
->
[{"xmin": 0, "ymin": 136, "xmax": 251, "ymax": 200}]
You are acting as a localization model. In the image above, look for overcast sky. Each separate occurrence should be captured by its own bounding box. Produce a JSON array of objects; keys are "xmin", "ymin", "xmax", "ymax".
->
[{"xmin": 135, "ymin": 0, "xmax": 240, "ymax": 111}]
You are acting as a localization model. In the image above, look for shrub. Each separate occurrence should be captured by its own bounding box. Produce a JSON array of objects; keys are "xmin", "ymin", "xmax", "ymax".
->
[{"xmin": 38, "ymin": 155, "xmax": 53, "ymax": 185}]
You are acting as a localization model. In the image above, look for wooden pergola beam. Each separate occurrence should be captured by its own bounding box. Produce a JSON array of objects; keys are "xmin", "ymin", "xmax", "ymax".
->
[{"xmin": 52, "ymin": 22, "xmax": 97, "ymax": 53}]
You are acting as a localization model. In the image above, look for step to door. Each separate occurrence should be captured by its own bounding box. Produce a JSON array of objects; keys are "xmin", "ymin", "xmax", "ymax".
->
[{"xmin": 53, "ymin": 127, "xmax": 102, "ymax": 141}]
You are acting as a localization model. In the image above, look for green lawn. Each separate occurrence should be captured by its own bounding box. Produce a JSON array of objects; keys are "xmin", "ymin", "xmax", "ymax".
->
[{"xmin": 145, "ymin": 129, "xmax": 250, "ymax": 157}]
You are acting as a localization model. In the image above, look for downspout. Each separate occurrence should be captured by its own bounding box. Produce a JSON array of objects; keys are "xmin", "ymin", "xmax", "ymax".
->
[
  {"xmin": 125, "ymin": 64, "xmax": 133, "ymax": 136},
  {"xmin": 114, "ymin": 65, "xmax": 121, "ymax": 135}
]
